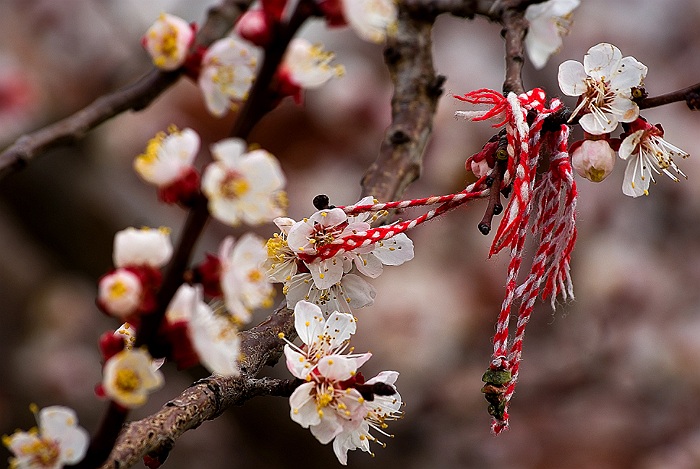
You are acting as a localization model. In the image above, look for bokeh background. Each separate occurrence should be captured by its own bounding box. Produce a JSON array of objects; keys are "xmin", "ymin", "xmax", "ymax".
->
[{"xmin": 2, "ymin": 0, "xmax": 700, "ymax": 468}]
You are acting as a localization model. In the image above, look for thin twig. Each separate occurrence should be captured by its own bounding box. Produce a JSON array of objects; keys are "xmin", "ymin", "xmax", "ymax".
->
[
  {"xmin": 0, "ymin": 0, "xmax": 255, "ymax": 180},
  {"xmin": 637, "ymin": 82, "xmax": 700, "ymax": 110},
  {"xmin": 500, "ymin": 1, "xmax": 528, "ymax": 96}
]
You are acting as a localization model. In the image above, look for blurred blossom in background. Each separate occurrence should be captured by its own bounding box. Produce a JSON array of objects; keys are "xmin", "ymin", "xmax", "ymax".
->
[{"xmin": 2, "ymin": 0, "xmax": 700, "ymax": 468}]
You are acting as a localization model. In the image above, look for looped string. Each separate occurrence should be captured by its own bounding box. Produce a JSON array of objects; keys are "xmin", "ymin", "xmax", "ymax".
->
[{"xmin": 482, "ymin": 90, "xmax": 577, "ymax": 434}]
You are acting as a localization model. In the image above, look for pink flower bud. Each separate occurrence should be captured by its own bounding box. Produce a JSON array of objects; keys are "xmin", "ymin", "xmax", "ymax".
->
[
  {"xmin": 235, "ymin": 9, "xmax": 272, "ymax": 47},
  {"xmin": 571, "ymin": 139, "xmax": 616, "ymax": 182}
]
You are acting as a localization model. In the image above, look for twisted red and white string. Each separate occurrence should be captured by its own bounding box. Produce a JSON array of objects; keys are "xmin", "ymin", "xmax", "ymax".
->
[{"xmin": 483, "ymin": 91, "xmax": 577, "ymax": 435}]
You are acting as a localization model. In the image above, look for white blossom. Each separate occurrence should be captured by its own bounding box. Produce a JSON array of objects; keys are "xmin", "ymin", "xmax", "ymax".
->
[
  {"xmin": 343, "ymin": 0, "xmax": 397, "ymax": 43},
  {"xmin": 164, "ymin": 284, "xmax": 242, "ymax": 376},
  {"xmin": 282, "ymin": 38, "xmax": 344, "ymax": 89},
  {"xmin": 332, "ymin": 371, "xmax": 402, "ymax": 465},
  {"xmin": 282, "ymin": 301, "xmax": 401, "ymax": 465},
  {"xmin": 619, "ymin": 120, "xmax": 689, "ymax": 197},
  {"xmin": 201, "ymin": 138, "xmax": 286, "ymax": 226},
  {"xmin": 287, "ymin": 208, "xmax": 358, "ymax": 289},
  {"xmin": 142, "ymin": 13, "xmax": 194, "ymax": 71},
  {"xmin": 133, "ymin": 127, "xmax": 199, "ymax": 187},
  {"xmin": 199, "ymin": 37, "xmax": 258, "ymax": 117},
  {"xmin": 3, "ymin": 405, "xmax": 89, "ymax": 469},
  {"xmin": 98, "ymin": 269, "xmax": 143, "ymax": 319},
  {"xmin": 188, "ymin": 296, "xmax": 242, "ymax": 377},
  {"xmin": 102, "ymin": 348, "xmax": 164, "ymax": 408},
  {"xmin": 113, "ymin": 227, "xmax": 173, "ymax": 268},
  {"xmin": 524, "ymin": 0, "xmax": 580, "ymax": 69},
  {"xmin": 283, "ymin": 301, "xmax": 359, "ymax": 379},
  {"xmin": 219, "ymin": 234, "xmax": 275, "ymax": 323},
  {"xmin": 558, "ymin": 43, "xmax": 647, "ymax": 134}
]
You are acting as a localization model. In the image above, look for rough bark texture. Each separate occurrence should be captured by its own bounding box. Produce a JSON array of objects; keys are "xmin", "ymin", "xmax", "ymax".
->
[{"xmin": 361, "ymin": 6, "xmax": 443, "ymax": 201}]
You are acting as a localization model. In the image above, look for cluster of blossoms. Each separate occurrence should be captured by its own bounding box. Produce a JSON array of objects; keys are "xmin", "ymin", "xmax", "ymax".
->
[
  {"xmin": 95, "ymin": 225, "xmax": 276, "ymax": 409},
  {"xmin": 282, "ymin": 301, "xmax": 402, "ymax": 464},
  {"xmin": 91, "ymin": 121, "xmax": 290, "ymax": 410},
  {"xmin": 141, "ymin": 0, "xmax": 396, "ymax": 118},
  {"xmin": 558, "ymin": 42, "xmax": 689, "ymax": 197},
  {"xmin": 133, "ymin": 126, "xmax": 286, "ymax": 226},
  {"xmin": 265, "ymin": 196, "xmax": 414, "ymax": 315}
]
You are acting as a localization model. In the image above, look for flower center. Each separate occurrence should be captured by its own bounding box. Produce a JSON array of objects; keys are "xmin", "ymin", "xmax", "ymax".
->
[
  {"xmin": 309, "ymin": 222, "xmax": 342, "ymax": 248},
  {"xmin": 158, "ymin": 26, "xmax": 179, "ymax": 59},
  {"xmin": 21, "ymin": 438, "xmax": 60, "ymax": 468},
  {"xmin": 136, "ymin": 132, "xmax": 166, "ymax": 166},
  {"xmin": 266, "ymin": 235, "xmax": 288, "ymax": 260},
  {"xmin": 221, "ymin": 172, "xmax": 249, "ymax": 199},
  {"xmin": 115, "ymin": 368, "xmax": 141, "ymax": 393},
  {"xmin": 584, "ymin": 77, "xmax": 612, "ymax": 109},
  {"xmin": 554, "ymin": 13, "xmax": 573, "ymax": 36},
  {"xmin": 109, "ymin": 280, "xmax": 130, "ymax": 300}
]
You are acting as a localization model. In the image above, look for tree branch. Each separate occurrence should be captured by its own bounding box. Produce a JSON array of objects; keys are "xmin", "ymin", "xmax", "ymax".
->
[
  {"xmin": 0, "ymin": 0, "xmax": 255, "ymax": 180},
  {"xmin": 500, "ymin": 1, "xmax": 528, "ymax": 95},
  {"xmin": 637, "ymin": 82, "xmax": 700, "ymax": 110},
  {"xmin": 361, "ymin": 2, "xmax": 444, "ymax": 201}
]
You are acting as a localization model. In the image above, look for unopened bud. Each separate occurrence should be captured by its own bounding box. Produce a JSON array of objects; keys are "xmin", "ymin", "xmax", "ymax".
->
[
  {"xmin": 235, "ymin": 9, "xmax": 272, "ymax": 47},
  {"xmin": 571, "ymin": 139, "xmax": 616, "ymax": 183}
]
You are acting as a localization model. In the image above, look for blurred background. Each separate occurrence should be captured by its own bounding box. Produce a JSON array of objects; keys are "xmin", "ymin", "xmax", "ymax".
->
[{"xmin": 2, "ymin": 0, "xmax": 700, "ymax": 468}]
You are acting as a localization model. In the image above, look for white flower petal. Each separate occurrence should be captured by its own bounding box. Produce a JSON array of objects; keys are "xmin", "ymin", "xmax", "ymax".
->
[
  {"xmin": 239, "ymin": 149, "xmax": 286, "ymax": 192},
  {"xmin": 309, "ymin": 257, "xmax": 345, "ymax": 290},
  {"xmin": 583, "ymin": 42, "xmax": 621, "ymax": 79},
  {"xmin": 338, "ymin": 274, "xmax": 376, "ymax": 309},
  {"xmin": 578, "ymin": 112, "xmax": 618, "ymax": 135},
  {"xmin": 190, "ymin": 302, "xmax": 241, "ymax": 376},
  {"xmin": 365, "ymin": 370, "xmax": 399, "ymax": 386},
  {"xmin": 294, "ymin": 300, "xmax": 326, "ymax": 346},
  {"xmin": 618, "ymin": 130, "xmax": 644, "ymax": 161},
  {"xmin": 609, "ymin": 56, "xmax": 647, "ymax": 92},
  {"xmin": 309, "ymin": 411, "xmax": 345, "ymax": 444},
  {"xmin": 113, "ymin": 227, "xmax": 173, "ymax": 268},
  {"xmin": 323, "ymin": 311, "xmax": 357, "ymax": 349},
  {"xmin": 290, "ymin": 382, "xmax": 320, "ymax": 427},
  {"xmin": 352, "ymin": 252, "xmax": 383, "ymax": 278},
  {"xmin": 309, "ymin": 207, "xmax": 347, "ymax": 227},
  {"xmin": 343, "ymin": 0, "xmax": 397, "ymax": 43},
  {"xmin": 39, "ymin": 407, "xmax": 90, "ymax": 464},
  {"xmin": 284, "ymin": 344, "xmax": 313, "ymax": 379},
  {"xmin": 317, "ymin": 353, "xmax": 371, "ymax": 381},
  {"xmin": 622, "ymin": 153, "xmax": 649, "ymax": 197},
  {"xmin": 557, "ymin": 60, "xmax": 587, "ymax": 96},
  {"xmin": 287, "ymin": 221, "xmax": 316, "ymax": 254},
  {"xmin": 211, "ymin": 138, "xmax": 247, "ymax": 165},
  {"xmin": 608, "ymin": 95, "xmax": 639, "ymax": 123},
  {"xmin": 371, "ymin": 233, "xmax": 414, "ymax": 265}
]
